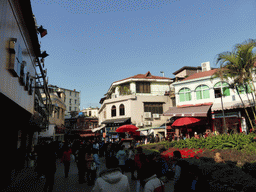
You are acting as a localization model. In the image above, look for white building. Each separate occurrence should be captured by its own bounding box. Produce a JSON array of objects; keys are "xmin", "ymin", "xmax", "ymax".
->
[
  {"xmin": 164, "ymin": 62, "xmax": 252, "ymax": 135},
  {"xmin": 81, "ymin": 107, "xmax": 99, "ymax": 118},
  {"xmin": 48, "ymin": 85, "xmax": 80, "ymax": 118},
  {"xmin": 99, "ymin": 71, "xmax": 173, "ymax": 139}
]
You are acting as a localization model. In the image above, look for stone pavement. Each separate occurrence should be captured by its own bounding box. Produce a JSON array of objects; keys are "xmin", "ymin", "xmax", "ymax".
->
[{"xmin": 4, "ymin": 157, "xmax": 174, "ymax": 192}]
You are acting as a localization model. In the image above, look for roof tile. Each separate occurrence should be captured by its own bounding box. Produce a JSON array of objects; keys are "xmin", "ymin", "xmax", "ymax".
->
[
  {"xmin": 182, "ymin": 69, "xmax": 218, "ymax": 81},
  {"xmin": 113, "ymin": 71, "xmax": 172, "ymax": 83}
]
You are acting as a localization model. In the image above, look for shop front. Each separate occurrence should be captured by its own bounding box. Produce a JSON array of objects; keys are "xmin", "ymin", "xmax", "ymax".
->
[
  {"xmin": 163, "ymin": 104, "xmax": 212, "ymax": 138},
  {"xmin": 212, "ymin": 111, "xmax": 243, "ymax": 134},
  {"xmin": 101, "ymin": 117, "xmax": 131, "ymax": 142}
]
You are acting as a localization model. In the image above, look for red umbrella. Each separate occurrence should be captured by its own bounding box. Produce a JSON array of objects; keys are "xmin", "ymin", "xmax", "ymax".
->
[
  {"xmin": 116, "ymin": 124, "xmax": 139, "ymax": 133},
  {"xmin": 172, "ymin": 117, "xmax": 201, "ymax": 127}
]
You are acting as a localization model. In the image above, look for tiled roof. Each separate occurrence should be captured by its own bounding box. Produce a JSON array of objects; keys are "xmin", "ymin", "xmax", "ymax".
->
[
  {"xmin": 182, "ymin": 69, "xmax": 218, "ymax": 81},
  {"xmin": 113, "ymin": 71, "xmax": 172, "ymax": 83}
]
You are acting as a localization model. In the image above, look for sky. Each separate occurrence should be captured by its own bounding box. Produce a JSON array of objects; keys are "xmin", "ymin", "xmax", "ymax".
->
[{"xmin": 31, "ymin": 0, "xmax": 256, "ymax": 110}]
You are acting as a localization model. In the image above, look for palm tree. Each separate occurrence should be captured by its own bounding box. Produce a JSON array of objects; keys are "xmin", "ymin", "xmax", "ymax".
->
[{"xmin": 213, "ymin": 39, "xmax": 256, "ymax": 131}]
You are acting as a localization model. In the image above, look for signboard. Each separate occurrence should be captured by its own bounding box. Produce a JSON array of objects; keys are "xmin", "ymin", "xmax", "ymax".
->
[{"xmin": 213, "ymin": 112, "xmax": 239, "ymax": 118}]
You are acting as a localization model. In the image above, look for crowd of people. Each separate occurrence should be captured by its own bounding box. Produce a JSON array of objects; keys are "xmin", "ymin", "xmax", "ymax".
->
[{"xmin": 32, "ymin": 138, "xmax": 211, "ymax": 192}]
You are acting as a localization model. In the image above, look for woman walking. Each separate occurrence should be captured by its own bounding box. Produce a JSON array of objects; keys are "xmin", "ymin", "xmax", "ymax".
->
[
  {"xmin": 116, "ymin": 145, "xmax": 127, "ymax": 174},
  {"xmin": 77, "ymin": 143, "xmax": 86, "ymax": 184},
  {"xmin": 85, "ymin": 147, "xmax": 95, "ymax": 186},
  {"xmin": 61, "ymin": 143, "xmax": 72, "ymax": 178}
]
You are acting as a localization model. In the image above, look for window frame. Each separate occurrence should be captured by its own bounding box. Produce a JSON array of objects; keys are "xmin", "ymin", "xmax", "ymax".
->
[
  {"xmin": 119, "ymin": 104, "xmax": 125, "ymax": 116},
  {"xmin": 178, "ymin": 87, "xmax": 192, "ymax": 102},
  {"xmin": 195, "ymin": 85, "xmax": 210, "ymax": 100},
  {"xmin": 214, "ymin": 81, "xmax": 230, "ymax": 98},
  {"xmin": 111, "ymin": 105, "xmax": 116, "ymax": 117},
  {"xmin": 144, "ymin": 102, "xmax": 163, "ymax": 114},
  {"xmin": 136, "ymin": 81, "xmax": 151, "ymax": 93}
]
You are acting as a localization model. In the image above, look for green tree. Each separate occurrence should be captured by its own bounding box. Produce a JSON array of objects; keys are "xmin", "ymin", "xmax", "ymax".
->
[{"xmin": 213, "ymin": 39, "xmax": 256, "ymax": 131}]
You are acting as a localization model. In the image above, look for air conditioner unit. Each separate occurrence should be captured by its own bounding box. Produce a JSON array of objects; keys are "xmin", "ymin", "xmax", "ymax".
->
[
  {"xmin": 153, "ymin": 114, "xmax": 160, "ymax": 119},
  {"xmin": 136, "ymin": 122, "xmax": 144, "ymax": 127},
  {"xmin": 144, "ymin": 121, "xmax": 152, "ymax": 126},
  {"xmin": 144, "ymin": 112, "xmax": 151, "ymax": 119},
  {"xmin": 201, "ymin": 61, "xmax": 211, "ymax": 72}
]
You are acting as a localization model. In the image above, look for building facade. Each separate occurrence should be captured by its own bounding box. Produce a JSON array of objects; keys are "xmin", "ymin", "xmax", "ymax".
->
[
  {"xmin": 39, "ymin": 86, "xmax": 66, "ymax": 141},
  {"xmin": 0, "ymin": 0, "xmax": 51, "ymax": 187},
  {"xmin": 164, "ymin": 62, "xmax": 253, "ymax": 137},
  {"xmin": 58, "ymin": 87, "xmax": 80, "ymax": 118},
  {"xmin": 99, "ymin": 71, "xmax": 173, "ymax": 140},
  {"xmin": 81, "ymin": 107, "xmax": 99, "ymax": 118}
]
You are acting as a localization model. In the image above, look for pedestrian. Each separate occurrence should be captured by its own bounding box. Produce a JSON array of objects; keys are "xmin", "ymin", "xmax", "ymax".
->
[
  {"xmin": 141, "ymin": 161, "xmax": 165, "ymax": 192},
  {"xmin": 92, "ymin": 148, "xmax": 101, "ymax": 181},
  {"xmin": 127, "ymin": 145, "xmax": 136, "ymax": 180},
  {"xmin": 92, "ymin": 156, "xmax": 130, "ymax": 192},
  {"xmin": 155, "ymin": 134, "xmax": 160, "ymax": 143},
  {"xmin": 77, "ymin": 143, "xmax": 86, "ymax": 184},
  {"xmin": 194, "ymin": 132, "xmax": 199, "ymax": 139},
  {"xmin": 171, "ymin": 151, "xmax": 195, "ymax": 192},
  {"xmin": 116, "ymin": 145, "xmax": 127, "ymax": 174},
  {"xmin": 134, "ymin": 147, "xmax": 149, "ymax": 192},
  {"xmin": 61, "ymin": 143, "xmax": 72, "ymax": 178},
  {"xmin": 43, "ymin": 142, "xmax": 57, "ymax": 192},
  {"xmin": 85, "ymin": 147, "xmax": 95, "ymax": 186},
  {"xmin": 152, "ymin": 152, "xmax": 169, "ymax": 183}
]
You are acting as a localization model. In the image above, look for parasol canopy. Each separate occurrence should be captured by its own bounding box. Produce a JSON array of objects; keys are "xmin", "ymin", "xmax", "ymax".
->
[
  {"xmin": 116, "ymin": 124, "xmax": 139, "ymax": 133},
  {"xmin": 172, "ymin": 117, "xmax": 201, "ymax": 127}
]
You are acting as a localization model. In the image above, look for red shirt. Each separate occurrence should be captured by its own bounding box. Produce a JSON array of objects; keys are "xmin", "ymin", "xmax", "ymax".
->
[{"xmin": 61, "ymin": 149, "xmax": 72, "ymax": 162}]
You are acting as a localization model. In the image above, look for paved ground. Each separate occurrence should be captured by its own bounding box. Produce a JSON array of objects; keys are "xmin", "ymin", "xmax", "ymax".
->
[{"xmin": 4, "ymin": 157, "xmax": 174, "ymax": 192}]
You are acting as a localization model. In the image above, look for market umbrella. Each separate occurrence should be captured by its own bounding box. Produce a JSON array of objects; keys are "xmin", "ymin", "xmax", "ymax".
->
[
  {"xmin": 172, "ymin": 117, "xmax": 201, "ymax": 127},
  {"xmin": 116, "ymin": 124, "xmax": 139, "ymax": 133}
]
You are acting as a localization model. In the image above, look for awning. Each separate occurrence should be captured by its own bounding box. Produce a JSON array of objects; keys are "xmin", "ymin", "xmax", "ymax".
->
[
  {"xmin": 80, "ymin": 133, "xmax": 95, "ymax": 137},
  {"xmin": 212, "ymin": 101, "xmax": 251, "ymax": 111},
  {"xmin": 92, "ymin": 125, "xmax": 105, "ymax": 132},
  {"xmin": 101, "ymin": 117, "xmax": 130, "ymax": 124},
  {"xmin": 163, "ymin": 105, "xmax": 212, "ymax": 117},
  {"xmin": 137, "ymin": 125, "xmax": 165, "ymax": 132}
]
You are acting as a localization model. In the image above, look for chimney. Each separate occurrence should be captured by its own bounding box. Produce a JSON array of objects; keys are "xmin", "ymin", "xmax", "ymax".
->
[{"xmin": 74, "ymin": 89, "xmax": 76, "ymax": 92}]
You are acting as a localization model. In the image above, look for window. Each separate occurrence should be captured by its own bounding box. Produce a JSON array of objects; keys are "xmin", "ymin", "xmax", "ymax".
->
[
  {"xmin": 237, "ymin": 84, "xmax": 252, "ymax": 94},
  {"xmin": 75, "ymin": 107, "xmax": 77, "ymax": 111},
  {"xmin": 120, "ymin": 104, "xmax": 125, "ymax": 116},
  {"xmin": 195, "ymin": 85, "xmax": 210, "ymax": 100},
  {"xmin": 69, "ymin": 107, "xmax": 71, "ymax": 111},
  {"xmin": 70, "ymin": 91, "xmax": 72, "ymax": 96},
  {"xmin": 111, "ymin": 105, "xmax": 116, "ymax": 117},
  {"xmin": 119, "ymin": 83, "xmax": 131, "ymax": 95},
  {"xmin": 75, "ymin": 92, "xmax": 77, "ymax": 97},
  {"xmin": 179, "ymin": 88, "xmax": 192, "ymax": 102},
  {"xmin": 214, "ymin": 82, "xmax": 230, "ymax": 98},
  {"xmin": 104, "ymin": 111, "xmax": 106, "ymax": 118},
  {"xmin": 75, "ymin": 99, "xmax": 77, "ymax": 104},
  {"xmin": 69, "ymin": 99, "xmax": 72, "ymax": 104},
  {"xmin": 89, "ymin": 111, "xmax": 92, "ymax": 116},
  {"xmin": 136, "ymin": 82, "xmax": 151, "ymax": 93},
  {"xmin": 144, "ymin": 102, "xmax": 163, "ymax": 114}
]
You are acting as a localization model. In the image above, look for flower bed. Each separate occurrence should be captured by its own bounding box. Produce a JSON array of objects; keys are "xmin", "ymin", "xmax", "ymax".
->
[{"xmin": 161, "ymin": 147, "xmax": 207, "ymax": 161}]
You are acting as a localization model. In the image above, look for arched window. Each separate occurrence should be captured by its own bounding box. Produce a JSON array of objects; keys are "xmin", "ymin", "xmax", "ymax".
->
[
  {"xmin": 214, "ymin": 82, "xmax": 230, "ymax": 98},
  {"xmin": 111, "ymin": 105, "xmax": 116, "ymax": 117},
  {"xmin": 178, "ymin": 88, "xmax": 191, "ymax": 102},
  {"xmin": 120, "ymin": 104, "xmax": 125, "ymax": 116},
  {"xmin": 195, "ymin": 85, "xmax": 210, "ymax": 100}
]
